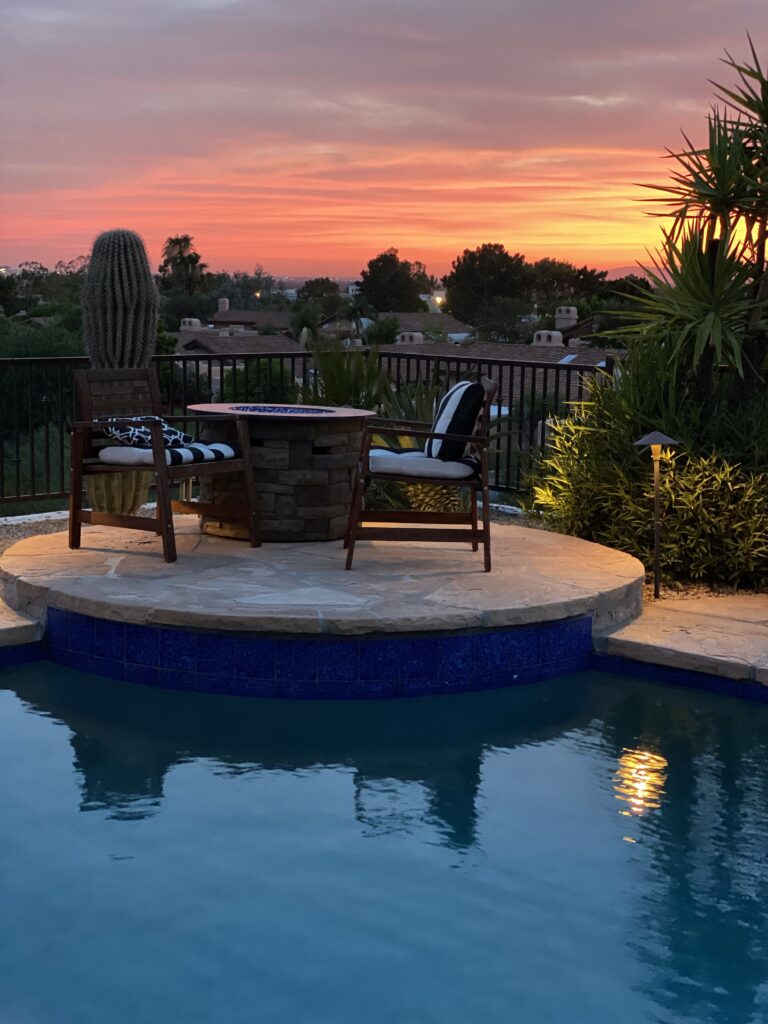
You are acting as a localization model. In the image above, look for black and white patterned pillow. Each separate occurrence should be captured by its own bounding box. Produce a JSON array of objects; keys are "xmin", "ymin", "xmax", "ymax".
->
[{"xmin": 100, "ymin": 416, "xmax": 194, "ymax": 449}]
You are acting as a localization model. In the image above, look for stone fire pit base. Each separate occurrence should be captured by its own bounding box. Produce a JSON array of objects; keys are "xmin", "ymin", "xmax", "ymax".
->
[{"xmin": 200, "ymin": 414, "xmax": 365, "ymax": 542}]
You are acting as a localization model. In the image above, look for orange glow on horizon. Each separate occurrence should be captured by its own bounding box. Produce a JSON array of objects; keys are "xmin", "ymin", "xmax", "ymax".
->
[{"xmin": 1, "ymin": 142, "xmax": 668, "ymax": 277}]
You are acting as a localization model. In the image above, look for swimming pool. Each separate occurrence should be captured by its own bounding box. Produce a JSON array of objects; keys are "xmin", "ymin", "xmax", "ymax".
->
[{"xmin": 2, "ymin": 661, "xmax": 767, "ymax": 1024}]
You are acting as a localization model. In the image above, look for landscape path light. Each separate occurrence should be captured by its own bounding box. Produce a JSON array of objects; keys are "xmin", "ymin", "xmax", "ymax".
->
[{"xmin": 633, "ymin": 431, "xmax": 680, "ymax": 600}]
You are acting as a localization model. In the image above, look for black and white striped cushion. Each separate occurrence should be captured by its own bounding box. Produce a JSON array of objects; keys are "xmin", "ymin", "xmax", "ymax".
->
[
  {"xmin": 425, "ymin": 381, "xmax": 485, "ymax": 460},
  {"xmin": 98, "ymin": 442, "xmax": 240, "ymax": 467},
  {"xmin": 166, "ymin": 442, "xmax": 239, "ymax": 465}
]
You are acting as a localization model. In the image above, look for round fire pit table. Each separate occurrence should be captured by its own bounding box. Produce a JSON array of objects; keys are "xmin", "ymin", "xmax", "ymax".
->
[{"xmin": 187, "ymin": 402, "xmax": 376, "ymax": 542}]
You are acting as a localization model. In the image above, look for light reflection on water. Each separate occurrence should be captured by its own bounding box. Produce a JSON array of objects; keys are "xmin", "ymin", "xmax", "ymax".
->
[
  {"xmin": 615, "ymin": 747, "xmax": 668, "ymax": 816},
  {"xmin": 2, "ymin": 661, "xmax": 768, "ymax": 1024}
]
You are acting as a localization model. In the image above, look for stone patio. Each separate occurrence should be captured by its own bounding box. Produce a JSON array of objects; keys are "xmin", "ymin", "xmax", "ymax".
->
[
  {"xmin": 595, "ymin": 594, "xmax": 768, "ymax": 684},
  {"xmin": 0, "ymin": 519, "xmax": 643, "ymax": 636}
]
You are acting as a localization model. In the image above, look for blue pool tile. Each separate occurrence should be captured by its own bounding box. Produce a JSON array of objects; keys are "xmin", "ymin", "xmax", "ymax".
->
[
  {"xmin": 46, "ymin": 608, "xmax": 70, "ymax": 651},
  {"xmin": 317, "ymin": 639, "xmax": 359, "ymax": 682},
  {"xmin": 125, "ymin": 624, "xmax": 160, "ymax": 668},
  {"xmin": 93, "ymin": 618, "xmax": 126, "ymax": 662},
  {"xmin": 591, "ymin": 653, "xmax": 768, "ymax": 704},
  {"xmin": 68, "ymin": 612, "xmax": 95, "ymax": 656},
  {"xmin": 438, "ymin": 634, "xmax": 477, "ymax": 684},
  {"xmin": 197, "ymin": 633, "xmax": 235, "ymax": 677},
  {"xmin": 359, "ymin": 637, "xmax": 401, "ymax": 681},
  {"xmin": 274, "ymin": 638, "xmax": 318, "ymax": 682},
  {"xmin": 476, "ymin": 627, "xmax": 539, "ymax": 677},
  {"xmin": 400, "ymin": 637, "xmax": 440, "ymax": 680},
  {"xmin": 159, "ymin": 628, "xmax": 197, "ymax": 672},
  {"xmin": 234, "ymin": 636, "xmax": 275, "ymax": 679}
]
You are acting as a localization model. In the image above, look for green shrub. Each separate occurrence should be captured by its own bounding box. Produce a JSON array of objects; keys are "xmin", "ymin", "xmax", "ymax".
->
[{"xmin": 529, "ymin": 341, "xmax": 768, "ymax": 586}]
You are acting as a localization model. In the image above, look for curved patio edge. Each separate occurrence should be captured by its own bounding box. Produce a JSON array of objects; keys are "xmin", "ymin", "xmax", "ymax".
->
[{"xmin": 0, "ymin": 520, "xmax": 645, "ymax": 698}]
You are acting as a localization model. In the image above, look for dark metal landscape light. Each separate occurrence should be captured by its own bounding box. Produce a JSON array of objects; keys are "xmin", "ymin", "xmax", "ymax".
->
[{"xmin": 634, "ymin": 431, "xmax": 680, "ymax": 600}]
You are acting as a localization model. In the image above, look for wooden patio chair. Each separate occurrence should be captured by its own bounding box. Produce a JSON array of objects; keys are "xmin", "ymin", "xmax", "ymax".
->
[
  {"xmin": 68, "ymin": 368, "xmax": 259, "ymax": 562},
  {"xmin": 345, "ymin": 377, "xmax": 498, "ymax": 571}
]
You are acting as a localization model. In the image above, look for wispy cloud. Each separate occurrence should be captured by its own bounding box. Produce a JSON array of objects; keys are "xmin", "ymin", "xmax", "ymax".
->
[{"xmin": 0, "ymin": 0, "xmax": 763, "ymax": 273}]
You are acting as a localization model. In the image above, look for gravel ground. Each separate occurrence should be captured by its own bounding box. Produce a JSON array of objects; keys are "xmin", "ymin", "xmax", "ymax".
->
[{"xmin": 0, "ymin": 514, "xmax": 71, "ymax": 556}]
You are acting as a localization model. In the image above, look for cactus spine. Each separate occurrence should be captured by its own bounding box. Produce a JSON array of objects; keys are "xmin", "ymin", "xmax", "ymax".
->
[{"xmin": 83, "ymin": 229, "xmax": 159, "ymax": 368}]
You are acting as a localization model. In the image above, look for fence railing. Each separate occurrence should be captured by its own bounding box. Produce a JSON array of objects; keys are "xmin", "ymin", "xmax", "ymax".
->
[{"xmin": 0, "ymin": 351, "xmax": 612, "ymax": 506}]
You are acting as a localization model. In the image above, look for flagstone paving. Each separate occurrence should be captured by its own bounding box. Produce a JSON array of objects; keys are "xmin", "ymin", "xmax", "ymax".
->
[
  {"xmin": 594, "ymin": 595, "xmax": 768, "ymax": 684},
  {"xmin": 0, "ymin": 519, "xmax": 643, "ymax": 635}
]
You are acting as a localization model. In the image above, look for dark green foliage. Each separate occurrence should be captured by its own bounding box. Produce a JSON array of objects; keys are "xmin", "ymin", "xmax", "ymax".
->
[
  {"xmin": 364, "ymin": 316, "xmax": 400, "ymax": 346},
  {"xmin": 530, "ymin": 340, "xmax": 768, "ymax": 585},
  {"xmin": 357, "ymin": 249, "xmax": 430, "ymax": 313},
  {"xmin": 476, "ymin": 297, "xmax": 539, "ymax": 343},
  {"xmin": 1, "ymin": 423, "xmax": 72, "ymax": 509},
  {"xmin": 297, "ymin": 277, "xmax": 342, "ymax": 316},
  {"xmin": 157, "ymin": 235, "xmax": 209, "ymax": 295},
  {"xmin": 302, "ymin": 340, "xmax": 388, "ymax": 409},
  {"xmin": 292, "ymin": 301, "xmax": 322, "ymax": 343},
  {"xmin": 158, "ymin": 289, "xmax": 216, "ymax": 332},
  {"xmin": 443, "ymin": 244, "xmax": 531, "ymax": 324},
  {"xmin": 83, "ymin": 229, "xmax": 159, "ymax": 369}
]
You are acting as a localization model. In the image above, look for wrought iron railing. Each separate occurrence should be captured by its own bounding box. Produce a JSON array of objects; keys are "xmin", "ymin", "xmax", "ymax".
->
[{"xmin": 0, "ymin": 351, "xmax": 612, "ymax": 506}]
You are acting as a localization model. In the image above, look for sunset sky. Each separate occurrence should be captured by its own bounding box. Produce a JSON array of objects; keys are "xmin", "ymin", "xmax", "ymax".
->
[{"xmin": 1, "ymin": 0, "xmax": 764, "ymax": 278}]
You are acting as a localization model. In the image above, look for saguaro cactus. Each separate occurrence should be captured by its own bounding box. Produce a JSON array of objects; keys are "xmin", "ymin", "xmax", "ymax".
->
[
  {"xmin": 83, "ymin": 229, "xmax": 159, "ymax": 368},
  {"xmin": 82, "ymin": 229, "xmax": 159, "ymax": 513}
]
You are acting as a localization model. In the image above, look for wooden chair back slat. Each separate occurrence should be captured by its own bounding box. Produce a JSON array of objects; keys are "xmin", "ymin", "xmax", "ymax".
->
[{"xmin": 74, "ymin": 368, "xmax": 161, "ymax": 422}]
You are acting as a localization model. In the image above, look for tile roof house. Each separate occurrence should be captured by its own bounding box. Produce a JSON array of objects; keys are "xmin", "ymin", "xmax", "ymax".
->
[
  {"xmin": 210, "ymin": 310, "xmax": 295, "ymax": 333},
  {"xmin": 320, "ymin": 311, "xmax": 474, "ymax": 342},
  {"xmin": 174, "ymin": 332, "xmax": 303, "ymax": 356}
]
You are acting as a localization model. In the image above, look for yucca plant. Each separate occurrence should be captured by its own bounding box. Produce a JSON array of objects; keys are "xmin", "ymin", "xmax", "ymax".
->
[{"xmin": 616, "ymin": 229, "xmax": 758, "ymax": 381}]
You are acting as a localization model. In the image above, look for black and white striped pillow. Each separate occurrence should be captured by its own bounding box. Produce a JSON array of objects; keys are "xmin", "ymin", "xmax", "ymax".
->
[{"xmin": 426, "ymin": 381, "xmax": 485, "ymax": 460}]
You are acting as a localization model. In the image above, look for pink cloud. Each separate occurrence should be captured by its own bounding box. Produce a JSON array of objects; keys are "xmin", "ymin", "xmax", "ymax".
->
[{"xmin": 1, "ymin": 0, "xmax": 763, "ymax": 274}]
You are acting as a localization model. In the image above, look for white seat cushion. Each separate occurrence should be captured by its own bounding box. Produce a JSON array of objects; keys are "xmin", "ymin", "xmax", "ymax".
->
[{"xmin": 368, "ymin": 448, "xmax": 478, "ymax": 479}]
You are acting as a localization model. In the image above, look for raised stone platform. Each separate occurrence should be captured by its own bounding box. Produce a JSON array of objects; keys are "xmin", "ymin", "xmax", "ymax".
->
[
  {"xmin": 0, "ymin": 520, "xmax": 644, "ymax": 698},
  {"xmin": 1, "ymin": 519, "xmax": 643, "ymax": 634}
]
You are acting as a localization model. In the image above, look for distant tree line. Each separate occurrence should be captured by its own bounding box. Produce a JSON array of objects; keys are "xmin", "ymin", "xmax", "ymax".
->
[{"xmin": 0, "ymin": 234, "xmax": 652, "ymax": 359}]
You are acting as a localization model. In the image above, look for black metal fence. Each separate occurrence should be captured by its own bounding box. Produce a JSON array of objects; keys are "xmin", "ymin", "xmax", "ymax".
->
[{"xmin": 0, "ymin": 351, "xmax": 612, "ymax": 506}]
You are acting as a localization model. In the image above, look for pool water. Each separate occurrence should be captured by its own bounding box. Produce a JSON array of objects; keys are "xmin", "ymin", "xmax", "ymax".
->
[{"xmin": 2, "ymin": 662, "xmax": 767, "ymax": 1024}]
